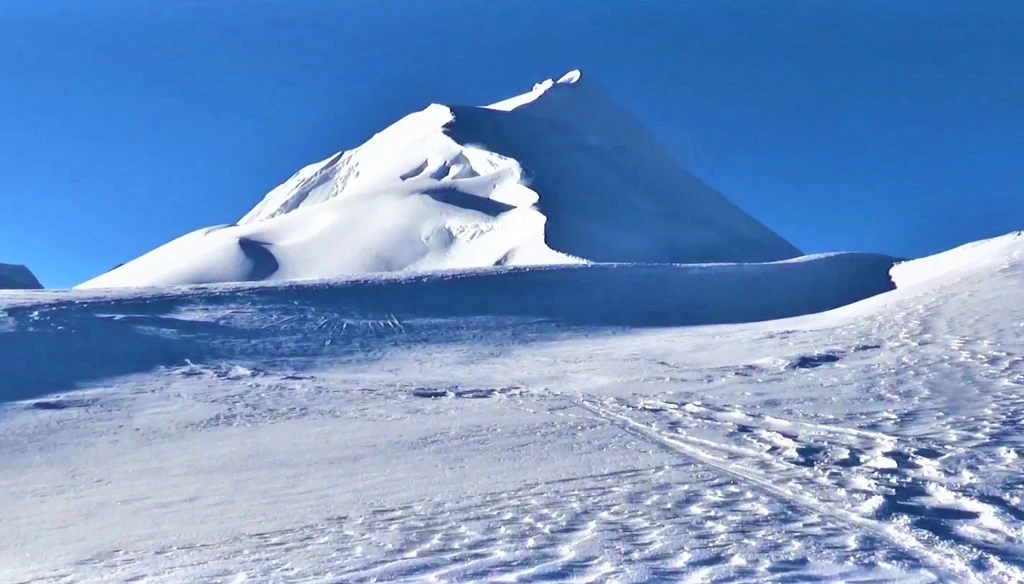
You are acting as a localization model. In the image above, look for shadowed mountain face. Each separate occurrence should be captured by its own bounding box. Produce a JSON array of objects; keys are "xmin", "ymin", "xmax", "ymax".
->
[
  {"xmin": 449, "ymin": 74, "xmax": 801, "ymax": 264},
  {"xmin": 0, "ymin": 263, "xmax": 42, "ymax": 289},
  {"xmin": 448, "ymin": 83, "xmax": 802, "ymax": 263}
]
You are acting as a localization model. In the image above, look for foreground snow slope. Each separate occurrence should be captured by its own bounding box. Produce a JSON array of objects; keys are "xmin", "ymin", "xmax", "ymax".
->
[
  {"xmin": 0, "ymin": 262, "xmax": 42, "ymax": 289},
  {"xmin": 5, "ymin": 251, "xmax": 898, "ymax": 399},
  {"xmin": 77, "ymin": 71, "xmax": 800, "ymax": 289},
  {"xmin": 2, "ymin": 232, "xmax": 1023, "ymax": 582}
]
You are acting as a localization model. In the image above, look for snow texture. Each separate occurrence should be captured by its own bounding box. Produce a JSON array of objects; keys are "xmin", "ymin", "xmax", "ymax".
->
[
  {"xmin": 2, "ymin": 232, "xmax": 1023, "ymax": 582},
  {"xmin": 0, "ymin": 262, "xmax": 42, "ymax": 289},
  {"xmin": 77, "ymin": 71, "xmax": 799, "ymax": 289}
]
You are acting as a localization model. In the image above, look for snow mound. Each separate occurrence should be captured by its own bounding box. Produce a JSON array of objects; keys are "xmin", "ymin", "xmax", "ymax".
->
[
  {"xmin": 77, "ymin": 71, "xmax": 800, "ymax": 289},
  {"xmin": 0, "ymin": 263, "xmax": 42, "ymax": 289},
  {"xmin": 890, "ymin": 231, "xmax": 1024, "ymax": 289}
]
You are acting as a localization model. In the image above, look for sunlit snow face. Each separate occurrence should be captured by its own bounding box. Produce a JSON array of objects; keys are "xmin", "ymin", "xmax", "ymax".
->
[{"xmin": 75, "ymin": 69, "xmax": 799, "ymax": 289}]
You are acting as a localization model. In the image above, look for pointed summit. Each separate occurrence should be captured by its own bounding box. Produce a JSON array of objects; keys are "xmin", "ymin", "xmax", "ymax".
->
[
  {"xmin": 78, "ymin": 72, "xmax": 800, "ymax": 289},
  {"xmin": 448, "ymin": 72, "xmax": 801, "ymax": 263}
]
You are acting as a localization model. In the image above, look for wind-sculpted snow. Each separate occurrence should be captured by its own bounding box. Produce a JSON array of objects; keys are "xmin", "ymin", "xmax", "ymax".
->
[
  {"xmin": 2, "ymin": 252, "xmax": 897, "ymax": 401},
  {"xmin": 1, "ymin": 233, "xmax": 1023, "ymax": 581},
  {"xmin": 77, "ymin": 71, "xmax": 799, "ymax": 289}
]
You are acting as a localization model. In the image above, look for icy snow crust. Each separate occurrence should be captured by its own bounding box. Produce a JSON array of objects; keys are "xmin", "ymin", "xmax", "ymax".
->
[
  {"xmin": 2, "ymin": 232, "xmax": 1024, "ymax": 582},
  {"xmin": 77, "ymin": 71, "xmax": 799, "ymax": 289}
]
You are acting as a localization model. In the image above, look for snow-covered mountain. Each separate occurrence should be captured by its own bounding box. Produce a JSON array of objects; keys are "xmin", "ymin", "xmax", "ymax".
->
[
  {"xmin": 77, "ymin": 71, "xmax": 800, "ymax": 289},
  {"xmin": 13, "ymin": 66, "xmax": 1023, "ymax": 582},
  {"xmin": 0, "ymin": 262, "xmax": 42, "ymax": 289}
]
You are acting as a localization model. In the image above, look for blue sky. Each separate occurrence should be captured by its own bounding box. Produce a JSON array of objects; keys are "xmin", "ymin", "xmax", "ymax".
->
[{"xmin": 2, "ymin": 0, "xmax": 1021, "ymax": 288}]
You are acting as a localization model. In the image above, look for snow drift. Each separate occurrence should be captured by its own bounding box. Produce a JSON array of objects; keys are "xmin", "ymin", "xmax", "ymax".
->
[
  {"xmin": 9, "ymin": 232, "xmax": 1024, "ymax": 404},
  {"xmin": 10, "ymin": 233, "xmax": 1024, "ymax": 400},
  {"xmin": 77, "ymin": 71, "xmax": 800, "ymax": 289},
  {"xmin": 890, "ymin": 230, "xmax": 1024, "ymax": 290},
  {"xmin": 4, "ymin": 250, "xmax": 901, "ymax": 399},
  {"xmin": 0, "ymin": 263, "xmax": 42, "ymax": 289}
]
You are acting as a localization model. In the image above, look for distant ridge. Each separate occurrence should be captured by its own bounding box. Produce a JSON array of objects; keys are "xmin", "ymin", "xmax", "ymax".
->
[{"xmin": 0, "ymin": 263, "xmax": 43, "ymax": 289}]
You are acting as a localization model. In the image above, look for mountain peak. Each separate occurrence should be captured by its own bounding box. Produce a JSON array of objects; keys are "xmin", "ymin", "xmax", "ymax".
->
[{"xmin": 77, "ymin": 72, "xmax": 799, "ymax": 289}]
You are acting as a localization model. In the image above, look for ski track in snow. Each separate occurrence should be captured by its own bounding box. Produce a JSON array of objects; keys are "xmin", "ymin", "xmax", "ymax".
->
[
  {"xmin": 577, "ymin": 397, "xmax": 993, "ymax": 583},
  {"xmin": 2, "ymin": 233, "xmax": 1024, "ymax": 583}
]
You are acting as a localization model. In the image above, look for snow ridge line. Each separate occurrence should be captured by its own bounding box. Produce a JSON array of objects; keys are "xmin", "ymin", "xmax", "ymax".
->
[{"xmin": 577, "ymin": 397, "xmax": 980, "ymax": 584}]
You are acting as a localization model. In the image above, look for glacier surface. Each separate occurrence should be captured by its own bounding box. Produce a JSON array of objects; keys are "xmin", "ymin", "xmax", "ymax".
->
[{"xmin": 2, "ymin": 232, "xmax": 1023, "ymax": 582}]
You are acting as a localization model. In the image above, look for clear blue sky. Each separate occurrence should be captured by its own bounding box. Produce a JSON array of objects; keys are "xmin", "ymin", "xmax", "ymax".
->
[{"xmin": 2, "ymin": 0, "xmax": 1021, "ymax": 288}]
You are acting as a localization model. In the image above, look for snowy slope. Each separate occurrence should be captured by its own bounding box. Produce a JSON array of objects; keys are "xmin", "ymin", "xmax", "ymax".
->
[
  {"xmin": 2, "ymin": 232, "xmax": 1023, "ymax": 582},
  {"xmin": 3, "ymin": 251, "xmax": 899, "ymax": 399},
  {"xmin": 0, "ymin": 262, "xmax": 42, "ymax": 289},
  {"xmin": 77, "ymin": 71, "xmax": 799, "ymax": 289}
]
